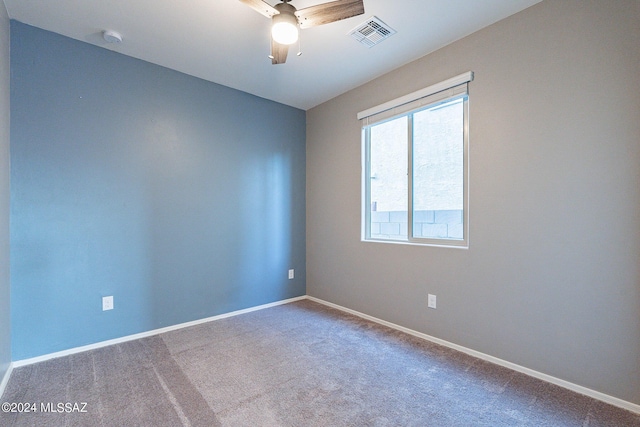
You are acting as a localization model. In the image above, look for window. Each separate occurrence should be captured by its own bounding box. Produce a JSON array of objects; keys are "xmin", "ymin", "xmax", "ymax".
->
[{"xmin": 360, "ymin": 72, "xmax": 472, "ymax": 247}]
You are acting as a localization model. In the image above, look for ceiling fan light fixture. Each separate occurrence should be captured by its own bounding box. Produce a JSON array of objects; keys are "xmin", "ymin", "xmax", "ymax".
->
[{"xmin": 271, "ymin": 11, "xmax": 299, "ymax": 45}]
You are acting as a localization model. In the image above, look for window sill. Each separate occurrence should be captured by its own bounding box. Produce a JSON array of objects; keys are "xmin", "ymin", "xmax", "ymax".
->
[{"xmin": 361, "ymin": 238, "xmax": 469, "ymax": 250}]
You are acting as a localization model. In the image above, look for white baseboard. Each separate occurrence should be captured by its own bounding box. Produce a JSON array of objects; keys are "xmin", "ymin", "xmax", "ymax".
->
[
  {"xmin": 12, "ymin": 295, "xmax": 306, "ymax": 368},
  {"xmin": 7, "ymin": 293, "xmax": 639, "ymax": 415},
  {"xmin": 0, "ymin": 362, "xmax": 14, "ymax": 400},
  {"xmin": 306, "ymin": 295, "xmax": 640, "ymax": 415}
]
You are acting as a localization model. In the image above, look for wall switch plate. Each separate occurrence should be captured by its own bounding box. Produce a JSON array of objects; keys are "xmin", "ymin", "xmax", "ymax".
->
[
  {"xmin": 102, "ymin": 296, "xmax": 114, "ymax": 311},
  {"xmin": 288, "ymin": 269, "xmax": 294, "ymax": 279},
  {"xmin": 428, "ymin": 294, "xmax": 437, "ymax": 309}
]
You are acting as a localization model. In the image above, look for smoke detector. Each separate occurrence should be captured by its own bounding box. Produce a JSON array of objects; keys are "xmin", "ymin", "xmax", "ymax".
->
[{"xmin": 102, "ymin": 30, "xmax": 123, "ymax": 43}]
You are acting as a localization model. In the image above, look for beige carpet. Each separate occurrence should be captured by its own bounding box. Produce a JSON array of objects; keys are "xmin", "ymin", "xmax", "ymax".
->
[{"xmin": 1, "ymin": 299, "xmax": 639, "ymax": 426}]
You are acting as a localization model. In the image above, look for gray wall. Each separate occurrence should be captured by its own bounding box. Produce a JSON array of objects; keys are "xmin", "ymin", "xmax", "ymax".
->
[
  {"xmin": 11, "ymin": 23, "xmax": 306, "ymax": 360},
  {"xmin": 0, "ymin": 0, "xmax": 11, "ymax": 383},
  {"xmin": 307, "ymin": 0, "xmax": 640, "ymax": 405}
]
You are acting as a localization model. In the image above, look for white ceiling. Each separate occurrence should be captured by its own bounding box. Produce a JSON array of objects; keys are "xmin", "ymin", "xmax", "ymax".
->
[{"xmin": 3, "ymin": 0, "xmax": 541, "ymax": 110}]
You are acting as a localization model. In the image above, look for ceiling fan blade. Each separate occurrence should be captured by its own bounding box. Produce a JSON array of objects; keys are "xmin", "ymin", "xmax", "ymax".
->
[
  {"xmin": 271, "ymin": 39, "xmax": 289, "ymax": 64},
  {"xmin": 239, "ymin": 0, "xmax": 278, "ymax": 18},
  {"xmin": 295, "ymin": 0, "xmax": 364, "ymax": 29}
]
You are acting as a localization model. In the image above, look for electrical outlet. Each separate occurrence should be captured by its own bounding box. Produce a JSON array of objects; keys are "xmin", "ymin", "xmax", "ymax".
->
[
  {"xmin": 428, "ymin": 294, "xmax": 437, "ymax": 309},
  {"xmin": 102, "ymin": 296, "xmax": 114, "ymax": 311},
  {"xmin": 288, "ymin": 269, "xmax": 294, "ymax": 279}
]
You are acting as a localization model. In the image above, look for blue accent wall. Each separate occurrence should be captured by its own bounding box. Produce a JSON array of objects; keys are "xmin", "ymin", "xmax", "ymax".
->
[
  {"xmin": 10, "ymin": 22, "xmax": 306, "ymax": 360},
  {"xmin": 0, "ymin": 2, "xmax": 11, "ymax": 380}
]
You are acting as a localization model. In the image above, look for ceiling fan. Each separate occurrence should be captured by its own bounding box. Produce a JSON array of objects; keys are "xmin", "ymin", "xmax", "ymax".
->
[{"xmin": 239, "ymin": 0, "xmax": 365, "ymax": 64}]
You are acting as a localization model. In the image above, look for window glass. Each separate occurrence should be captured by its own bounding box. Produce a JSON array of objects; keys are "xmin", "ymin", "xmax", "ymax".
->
[
  {"xmin": 412, "ymin": 98, "xmax": 464, "ymax": 240},
  {"xmin": 369, "ymin": 116, "xmax": 408, "ymax": 240}
]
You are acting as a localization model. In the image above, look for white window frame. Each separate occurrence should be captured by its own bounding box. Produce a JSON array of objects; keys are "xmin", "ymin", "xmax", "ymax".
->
[{"xmin": 359, "ymin": 72, "xmax": 473, "ymax": 248}]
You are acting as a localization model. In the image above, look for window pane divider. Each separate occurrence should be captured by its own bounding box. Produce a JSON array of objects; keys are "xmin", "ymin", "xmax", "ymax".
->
[{"xmin": 407, "ymin": 113, "xmax": 415, "ymax": 241}]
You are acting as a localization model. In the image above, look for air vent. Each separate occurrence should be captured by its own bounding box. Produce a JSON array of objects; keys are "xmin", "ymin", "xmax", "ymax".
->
[{"xmin": 348, "ymin": 16, "xmax": 396, "ymax": 48}]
